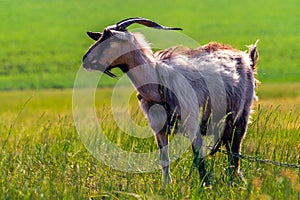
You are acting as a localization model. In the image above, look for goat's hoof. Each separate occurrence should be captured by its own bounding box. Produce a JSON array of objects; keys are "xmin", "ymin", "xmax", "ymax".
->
[
  {"xmin": 202, "ymin": 181, "xmax": 212, "ymax": 189},
  {"xmin": 201, "ymin": 176, "xmax": 211, "ymax": 187},
  {"xmin": 162, "ymin": 176, "xmax": 172, "ymax": 188},
  {"xmin": 237, "ymin": 172, "xmax": 247, "ymax": 185},
  {"xmin": 227, "ymin": 169, "xmax": 247, "ymax": 186}
]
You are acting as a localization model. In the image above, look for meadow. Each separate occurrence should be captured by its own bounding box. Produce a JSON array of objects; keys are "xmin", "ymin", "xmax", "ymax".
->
[
  {"xmin": 0, "ymin": 83, "xmax": 300, "ymax": 199},
  {"xmin": 0, "ymin": 0, "xmax": 300, "ymax": 199}
]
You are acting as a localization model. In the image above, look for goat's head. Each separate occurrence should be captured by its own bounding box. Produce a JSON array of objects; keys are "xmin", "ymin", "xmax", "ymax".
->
[{"xmin": 82, "ymin": 17, "xmax": 182, "ymax": 78}]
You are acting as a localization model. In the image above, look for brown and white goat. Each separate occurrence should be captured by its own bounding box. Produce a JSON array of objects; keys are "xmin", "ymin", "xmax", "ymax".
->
[{"xmin": 82, "ymin": 18, "xmax": 259, "ymax": 186}]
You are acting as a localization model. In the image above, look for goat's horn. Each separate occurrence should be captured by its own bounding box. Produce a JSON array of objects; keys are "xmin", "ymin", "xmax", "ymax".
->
[{"xmin": 114, "ymin": 17, "xmax": 182, "ymax": 31}]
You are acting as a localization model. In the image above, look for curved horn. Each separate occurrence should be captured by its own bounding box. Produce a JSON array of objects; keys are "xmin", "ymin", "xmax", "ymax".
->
[{"xmin": 113, "ymin": 17, "xmax": 183, "ymax": 31}]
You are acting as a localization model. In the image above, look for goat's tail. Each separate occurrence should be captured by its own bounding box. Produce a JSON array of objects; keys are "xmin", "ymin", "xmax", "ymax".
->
[{"xmin": 248, "ymin": 40, "xmax": 259, "ymax": 71}]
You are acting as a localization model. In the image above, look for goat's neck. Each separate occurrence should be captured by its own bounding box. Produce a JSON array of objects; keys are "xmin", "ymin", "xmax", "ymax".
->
[{"xmin": 125, "ymin": 50, "xmax": 162, "ymax": 103}]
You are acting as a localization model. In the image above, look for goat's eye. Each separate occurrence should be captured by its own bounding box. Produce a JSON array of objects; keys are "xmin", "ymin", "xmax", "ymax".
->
[{"xmin": 137, "ymin": 94, "xmax": 143, "ymax": 101}]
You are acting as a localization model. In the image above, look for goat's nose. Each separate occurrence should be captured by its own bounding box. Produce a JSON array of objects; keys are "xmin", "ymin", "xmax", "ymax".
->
[{"xmin": 82, "ymin": 59, "xmax": 92, "ymax": 70}]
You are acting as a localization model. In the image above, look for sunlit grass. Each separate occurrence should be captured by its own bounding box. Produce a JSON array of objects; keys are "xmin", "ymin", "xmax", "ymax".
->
[{"xmin": 0, "ymin": 83, "xmax": 299, "ymax": 199}]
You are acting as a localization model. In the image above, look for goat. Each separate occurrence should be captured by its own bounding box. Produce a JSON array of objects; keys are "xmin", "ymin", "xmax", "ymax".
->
[{"xmin": 82, "ymin": 17, "xmax": 259, "ymax": 186}]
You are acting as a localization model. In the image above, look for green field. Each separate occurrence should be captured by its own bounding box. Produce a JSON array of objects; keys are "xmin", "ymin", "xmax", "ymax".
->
[
  {"xmin": 0, "ymin": 84, "xmax": 300, "ymax": 199},
  {"xmin": 1, "ymin": 0, "xmax": 300, "ymax": 199},
  {"xmin": 0, "ymin": 0, "xmax": 299, "ymax": 90}
]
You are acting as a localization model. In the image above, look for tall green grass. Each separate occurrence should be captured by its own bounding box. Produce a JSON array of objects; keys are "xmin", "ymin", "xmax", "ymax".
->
[
  {"xmin": 0, "ymin": 0, "xmax": 299, "ymax": 90},
  {"xmin": 0, "ymin": 84, "xmax": 299, "ymax": 199}
]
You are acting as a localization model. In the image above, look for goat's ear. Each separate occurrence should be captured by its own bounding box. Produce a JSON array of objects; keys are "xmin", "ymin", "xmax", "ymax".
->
[{"xmin": 87, "ymin": 32, "xmax": 102, "ymax": 41}]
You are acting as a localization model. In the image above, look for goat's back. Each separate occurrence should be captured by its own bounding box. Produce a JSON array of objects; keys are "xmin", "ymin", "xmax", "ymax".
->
[{"xmin": 155, "ymin": 42, "xmax": 257, "ymax": 123}]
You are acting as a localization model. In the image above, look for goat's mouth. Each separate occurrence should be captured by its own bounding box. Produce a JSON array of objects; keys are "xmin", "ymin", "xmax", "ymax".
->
[
  {"xmin": 82, "ymin": 63, "xmax": 98, "ymax": 72},
  {"xmin": 85, "ymin": 68, "xmax": 96, "ymax": 72}
]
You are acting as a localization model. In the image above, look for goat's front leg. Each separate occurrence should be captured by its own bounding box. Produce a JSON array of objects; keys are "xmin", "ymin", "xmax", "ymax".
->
[{"xmin": 155, "ymin": 132, "xmax": 172, "ymax": 186}]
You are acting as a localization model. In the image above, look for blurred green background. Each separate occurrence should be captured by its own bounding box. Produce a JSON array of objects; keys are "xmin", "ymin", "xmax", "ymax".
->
[{"xmin": 0, "ymin": 0, "xmax": 299, "ymax": 90}]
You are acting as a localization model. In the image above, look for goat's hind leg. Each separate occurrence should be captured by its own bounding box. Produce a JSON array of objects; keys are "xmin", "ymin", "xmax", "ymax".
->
[
  {"xmin": 191, "ymin": 133, "xmax": 211, "ymax": 186},
  {"xmin": 225, "ymin": 115, "xmax": 248, "ymax": 183},
  {"xmin": 155, "ymin": 132, "xmax": 172, "ymax": 186}
]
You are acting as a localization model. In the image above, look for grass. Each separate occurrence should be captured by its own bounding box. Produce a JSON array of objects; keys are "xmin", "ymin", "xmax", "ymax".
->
[
  {"xmin": 0, "ymin": 0, "xmax": 300, "ymax": 90},
  {"xmin": 0, "ymin": 83, "xmax": 299, "ymax": 199}
]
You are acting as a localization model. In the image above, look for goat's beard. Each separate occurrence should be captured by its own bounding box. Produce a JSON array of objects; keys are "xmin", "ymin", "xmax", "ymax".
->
[
  {"xmin": 103, "ymin": 64, "xmax": 128, "ymax": 78},
  {"xmin": 104, "ymin": 68, "xmax": 117, "ymax": 78}
]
